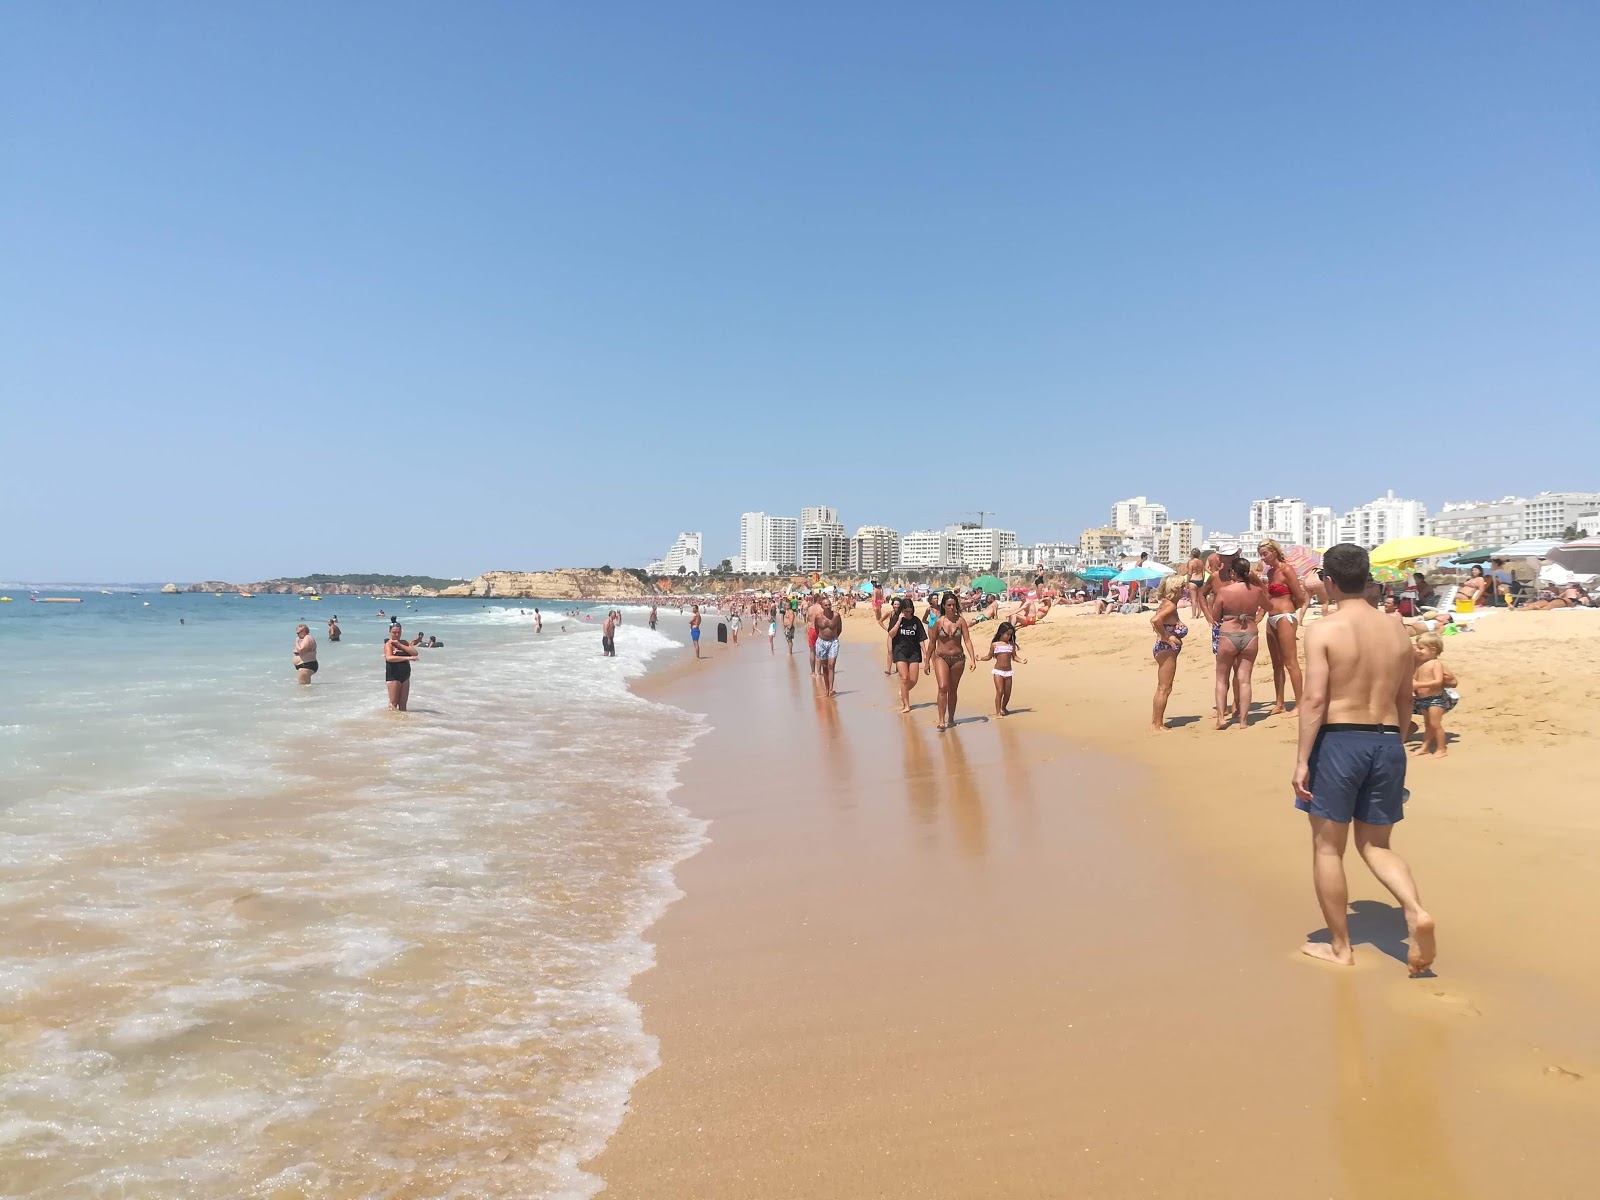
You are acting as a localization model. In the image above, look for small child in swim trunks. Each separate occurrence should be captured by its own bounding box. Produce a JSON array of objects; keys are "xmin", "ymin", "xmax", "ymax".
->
[
  {"xmin": 1410, "ymin": 633, "xmax": 1456, "ymax": 758},
  {"xmin": 978, "ymin": 621, "xmax": 1027, "ymax": 718}
]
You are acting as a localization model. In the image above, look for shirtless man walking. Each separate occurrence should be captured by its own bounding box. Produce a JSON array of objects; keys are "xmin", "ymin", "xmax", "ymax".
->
[
  {"xmin": 293, "ymin": 624, "xmax": 318, "ymax": 685},
  {"xmin": 812, "ymin": 595, "xmax": 844, "ymax": 697},
  {"xmin": 602, "ymin": 610, "xmax": 618, "ymax": 657},
  {"xmin": 1293, "ymin": 543, "xmax": 1436, "ymax": 976},
  {"xmin": 781, "ymin": 603, "xmax": 796, "ymax": 655},
  {"xmin": 805, "ymin": 593, "xmax": 824, "ymax": 675}
]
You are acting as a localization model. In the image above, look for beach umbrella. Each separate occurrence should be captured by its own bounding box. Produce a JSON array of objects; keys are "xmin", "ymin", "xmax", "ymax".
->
[
  {"xmin": 1368, "ymin": 536, "xmax": 1468, "ymax": 567},
  {"xmin": 971, "ymin": 575, "xmax": 1007, "ymax": 595},
  {"xmin": 1549, "ymin": 537, "xmax": 1600, "ymax": 576},
  {"xmin": 1112, "ymin": 565, "xmax": 1168, "ymax": 583},
  {"xmin": 1369, "ymin": 564, "xmax": 1408, "ymax": 584},
  {"xmin": 1078, "ymin": 566, "xmax": 1117, "ymax": 581},
  {"xmin": 1280, "ymin": 545, "xmax": 1322, "ymax": 574},
  {"xmin": 1490, "ymin": 539, "xmax": 1563, "ymax": 560}
]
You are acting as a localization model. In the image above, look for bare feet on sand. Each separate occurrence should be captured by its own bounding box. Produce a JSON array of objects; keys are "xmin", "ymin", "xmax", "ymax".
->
[
  {"xmin": 900, "ymin": 704, "xmax": 912, "ymax": 714},
  {"xmin": 1301, "ymin": 941, "xmax": 1355, "ymax": 966},
  {"xmin": 1407, "ymin": 910, "xmax": 1437, "ymax": 976}
]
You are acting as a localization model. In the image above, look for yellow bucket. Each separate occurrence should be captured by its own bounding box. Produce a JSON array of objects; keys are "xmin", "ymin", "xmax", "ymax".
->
[{"xmin": 1454, "ymin": 597, "xmax": 1474, "ymax": 614}]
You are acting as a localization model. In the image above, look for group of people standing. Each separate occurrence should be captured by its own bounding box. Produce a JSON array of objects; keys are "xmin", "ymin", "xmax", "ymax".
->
[
  {"xmin": 880, "ymin": 592, "xmax": 1026, "ymax": 729},
  {"xmin": 290, "ymin": 614, "xmax": 433, "ymax": 712}
]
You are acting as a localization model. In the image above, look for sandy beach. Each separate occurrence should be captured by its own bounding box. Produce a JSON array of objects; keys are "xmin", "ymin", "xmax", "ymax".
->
[{"xmin": 593, "ymin": 603, "xmax": 1600, "ymax": 1197}]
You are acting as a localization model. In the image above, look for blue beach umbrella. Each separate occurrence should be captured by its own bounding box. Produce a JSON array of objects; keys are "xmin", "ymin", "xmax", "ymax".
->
[
  {"xmin": 1078, "ymin": 566, "xmax": 1117, "ymax": 581},
  {"xmin": 1112, "ymin": 565, "xmax": 1167, "ymax": 583}
]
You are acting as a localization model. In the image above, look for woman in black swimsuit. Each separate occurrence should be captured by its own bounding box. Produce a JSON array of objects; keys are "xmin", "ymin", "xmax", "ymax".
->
[
  {"xmin": 384, "ymin": 622, "xmax": 418, "ymax": 711},
  {"xmin": 886, "ymin": 597, "xmax": 928, "ymax": 714}
]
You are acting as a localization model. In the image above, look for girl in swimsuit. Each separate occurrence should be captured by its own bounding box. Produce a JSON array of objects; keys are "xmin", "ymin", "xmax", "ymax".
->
[
  {"xmin": 929, "ymin": 591, "xmax": 978, "ymax": 731},
  {"xmin": 977, "ymin": 621, "xmax": 1026, "ymax": 718},
  {"xmin": 1211, "ymin": 554, "xmax": 1266, "ymax": 731},
  {"xmin": 1257, "ymin": 539, "xmax": 1309, "ymax": 714},
  {"xmin": 1148, "ymin": 575, "xmax": 1187, "ymax": 731}
]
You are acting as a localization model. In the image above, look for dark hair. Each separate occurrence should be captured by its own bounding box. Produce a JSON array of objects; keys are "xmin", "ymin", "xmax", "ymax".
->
[
  {"xmin": 940, "ymin": 591, "xmax": 960, "ymax": 613},
  {"xmin": 1469, "ymin": 565, "xmax": 1484, "ymax": 577},
  {"xmin": 992, "ymin": 621, "xmax": 1017, "ymax": 645},
  {"xmin": 1322, "ymin": 543, "xmax": 1371, "ymax": 595}
]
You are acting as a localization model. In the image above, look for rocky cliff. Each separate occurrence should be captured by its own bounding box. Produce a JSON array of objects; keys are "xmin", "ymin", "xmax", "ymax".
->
[{"xmin": 439, "ymin": 569, "xmax": 654, "ymax": 600}]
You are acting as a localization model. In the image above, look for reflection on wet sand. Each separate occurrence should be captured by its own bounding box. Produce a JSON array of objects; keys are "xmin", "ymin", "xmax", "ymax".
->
[
  {"xmin": 938, "ymin": 731, "xmax": 988, "ymax": 859},
  {"xmin": 1331, "ymin": 976, "xmax": 1465, "ymax": 1199}
]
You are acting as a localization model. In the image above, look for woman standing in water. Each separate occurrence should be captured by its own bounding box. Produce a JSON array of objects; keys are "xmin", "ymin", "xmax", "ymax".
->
[
  {"xmin": 1257, "ymin": 538, "xmax": 1309, "ymax": 714},
  {"xmin": 886, "ymin": 597, "xmax": 928, "ymax": 713},
  {"xmin": 1147, "ymin": 575, "xmax": 1187, "ymax": 731},
  {"xmin": 929, "ymin": 592, "xmax": 977, "ymax": 731},
  {"xmin": 977, "ymin": 621, "xmax": 1026, "ymax": 718},
  {"xmin": 383, "ymin": 622, "xmax": 418, "ymax": 711},
  {"xmin": 1210, "ymin": 553, "xmax": 1267, "ymax": 730}
]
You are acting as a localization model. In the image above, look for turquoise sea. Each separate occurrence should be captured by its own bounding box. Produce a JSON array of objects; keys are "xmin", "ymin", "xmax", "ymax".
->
[{"xmin": 0, "ymin": 589, "xmax": 702, "ymax": 1198}]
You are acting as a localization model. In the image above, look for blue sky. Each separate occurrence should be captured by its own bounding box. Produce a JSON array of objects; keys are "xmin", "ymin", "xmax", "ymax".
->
[{"xmin": 4, "ymin": 2, "xmax": 1596, "ymax": 580}]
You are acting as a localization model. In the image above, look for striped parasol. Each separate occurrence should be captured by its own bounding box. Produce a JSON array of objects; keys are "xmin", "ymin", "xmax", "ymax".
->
[{"xmin": 1281, "ymin": 545, "xmax": 1322, "ymax": 575}]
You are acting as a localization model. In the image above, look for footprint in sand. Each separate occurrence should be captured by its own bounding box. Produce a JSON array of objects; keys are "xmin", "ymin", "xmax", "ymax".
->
[
  {"xmin": 1543, "ymin": 1064, "xmax": 1583, "ymax": 1083},
  {"xmin": 1429, "ymin": 989, "xmax": 1481, "ymax": 1017}
]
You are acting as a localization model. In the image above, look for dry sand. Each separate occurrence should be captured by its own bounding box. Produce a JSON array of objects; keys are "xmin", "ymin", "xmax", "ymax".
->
[{"xmin": 591, "ymin": 603, "xmax": 1599, "ymax": 1198}]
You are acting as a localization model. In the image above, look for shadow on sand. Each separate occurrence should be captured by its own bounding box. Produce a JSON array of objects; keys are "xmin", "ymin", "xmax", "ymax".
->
[{"xmin": 1307, "ymin": 900, "xmax": 1435, "ymax": 976}]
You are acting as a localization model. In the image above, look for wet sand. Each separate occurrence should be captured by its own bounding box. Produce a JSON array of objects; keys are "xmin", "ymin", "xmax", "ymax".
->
[{"xmin": 593, "ymin": 615, "xmax": 1598, "ymax": 1198}]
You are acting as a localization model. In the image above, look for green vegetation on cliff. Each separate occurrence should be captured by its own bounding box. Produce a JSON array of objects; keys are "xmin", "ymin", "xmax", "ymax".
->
[{"xmin": 280, "ymin": 573, "xmax": 468, "ymax": 590}]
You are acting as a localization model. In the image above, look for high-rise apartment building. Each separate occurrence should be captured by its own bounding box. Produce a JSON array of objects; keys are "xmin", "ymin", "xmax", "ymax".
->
[
  {"xmin": 654, "ymin": 532, "xmax": 702, "ymax": 575},
  {"xmin": 1521, "ymin": 492, "xmax": 1600, "ymax": 540},
  {"xmin": 1334, "ymin": 492, "xmax": 1427, "ymax": 549},
  {"xmin": 1079, "ymin": 526, "xmax": 1122, "ymax": 560},
  {"xmin": 739, "ymin": 512, "xmax": 799, "ymax": 572},
  {"xmin": 1248, "ymin": 497, "xmax": 1336, "ymax": 548},
  {"xmin": 799, "ymin": 505, "xmax": 838, "ymax": 530},
  {"xmin": 850, "ymin": 525, "xmax": 900, "ymax": 575},
  {"xmin": 1111, "ymin": 497, "xmax": 1167, "ymax": 533},
  {"xmin": 801, "ymin": 521, "xmax": 850, "ymax": 574},
  {"xmin": 899, "ymin": 529, "xmax": 965, "ymax": 570},
  {"xmin": 1157, "ymin": 519, "xmax": 1204, "ymax": 563}
]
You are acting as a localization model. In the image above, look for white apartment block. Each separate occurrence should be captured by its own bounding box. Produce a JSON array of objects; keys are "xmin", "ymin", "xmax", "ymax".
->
[
  {"xmin": 850, "ymin": 525, "xmax": 900, "ymax": 576},
  {"xmin": 801, "ymin": 522, "xmax": 850, "ymax": 575},
  {"xmin": 800, "ymin": 505, "xmax": 838, "ymax": 530},
  {"xmin": 949, "ymin": 525, "xmax": 1017, "ymax": 572},
  {"xmin": 1521, "ymin": 492, "xmax": 1600, "ymax": 540},
  {"xmin": 1111, "ymin": 497, "xmax": 1167, "ymax": 533},
  {"xmin": 1249, "ymin": 498, "xmax": 1337, "ymax": 548},
  {"xmin": 900, "ymin": 529, "xmax": 965, "ymax": 571},
  {"xmin": 1429, "ymin": 492, "xmax": 1600, "ymax": 549},
  {"xmin": 1004, "ymin": 542, "xmax": 1079, "ymax": 571},
  {"xmin": 740, "ymin": 512, "xmax": 798, "ymax": 573},
  {"xmin": 1334, "ymin": 492, "xmax": 1427, "ymax": 549},
  {"xmin": 660, "ymin": 531, "xmax": 703, "ymax": 575},
  {"xmin": 1429, "ymin": 498, "xmax": 1525, "ymax": 552}
]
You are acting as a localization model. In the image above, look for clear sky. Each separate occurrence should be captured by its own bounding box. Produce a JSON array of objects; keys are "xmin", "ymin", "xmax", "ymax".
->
[{"xmin": 4, "ymin": 2, "xmax": 1596, "ymax": 580}]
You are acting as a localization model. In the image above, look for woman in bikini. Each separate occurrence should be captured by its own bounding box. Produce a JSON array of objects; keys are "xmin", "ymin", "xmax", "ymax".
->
[
  {"xmin": 1460, "ymin": 565, "xmax": 1492, "ymax": 609},
  {"xmin": 1257, "ymin": 539, "xmax": 1309, "ymax": 715},
  {"xmin": 977, "ymin": 621, "xmax": 1026, "ymax": 718},
  {"xmin": 1211, "ymin": 552, "xmax": 1267, "ymax": 730},
  {"xmin": 1148, "ymin": 574, "xmax": 1187, "ymax": 731},
  {"xmin": 929, "ymin": 591, "xmax": 978, "ymax": 731},
  {"xmin": 1185, "ymin": 550, "xmax": 1207, "ymax": 620}
]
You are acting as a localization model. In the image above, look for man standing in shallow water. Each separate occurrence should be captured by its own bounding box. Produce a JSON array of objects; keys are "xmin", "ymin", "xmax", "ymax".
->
[
  {"xmin": 1293, "ymin": 543, "xmax": 1436, "ymax": 975},
  {"xmin": 689, "ymin": 605, "xmax": 702, "ymax": 658}
]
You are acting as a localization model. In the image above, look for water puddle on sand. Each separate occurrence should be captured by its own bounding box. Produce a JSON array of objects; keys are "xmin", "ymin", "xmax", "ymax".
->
[{"xmin": 0, "ymin": 618, "xmax": 705, "ymax": 1198}]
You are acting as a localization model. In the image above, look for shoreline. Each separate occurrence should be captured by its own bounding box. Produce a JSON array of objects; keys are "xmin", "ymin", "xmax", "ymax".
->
[{"xmin": 597, "ymin": 603, "xmax": 1600, "ymax": 1196}]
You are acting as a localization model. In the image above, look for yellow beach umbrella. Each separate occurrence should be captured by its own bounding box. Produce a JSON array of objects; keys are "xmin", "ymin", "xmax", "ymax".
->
[{"xmin": 1368, "ymin": 536, "xmax": 1468, "ymax": 567}]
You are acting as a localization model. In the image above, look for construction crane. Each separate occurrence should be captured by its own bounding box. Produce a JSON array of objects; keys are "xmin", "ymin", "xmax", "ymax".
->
[{"xmin": 966, "ymin": 510, "xmax": 995, "ymax": 528}]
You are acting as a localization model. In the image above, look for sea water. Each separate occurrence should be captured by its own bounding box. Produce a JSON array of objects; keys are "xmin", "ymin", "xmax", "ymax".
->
[{"xmin": 0, "ymin": 591, "xmax": 703, "ymax": 1198}]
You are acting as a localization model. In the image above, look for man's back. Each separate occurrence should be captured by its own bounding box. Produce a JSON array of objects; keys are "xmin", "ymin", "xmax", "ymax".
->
[{"xmin": 1311, "ymin": 602, "xmax": 1412, "ymax": 726}]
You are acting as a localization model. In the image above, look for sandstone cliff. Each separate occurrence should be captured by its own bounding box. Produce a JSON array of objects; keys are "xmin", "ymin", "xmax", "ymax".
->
[{"xmin": 440, "ymin": 569, "xmax": 654, "ymax": 600}]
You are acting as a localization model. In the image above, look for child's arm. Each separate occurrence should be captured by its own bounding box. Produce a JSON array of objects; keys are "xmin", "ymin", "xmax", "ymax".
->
[{"xmin": 1014, "ymin": 652, "xmax": 1027, "ymax": 665}]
